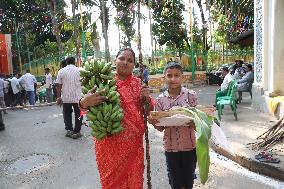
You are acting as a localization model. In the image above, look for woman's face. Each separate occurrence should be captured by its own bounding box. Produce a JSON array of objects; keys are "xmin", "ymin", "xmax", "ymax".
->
[
  {"xmin": 164, "ymin": 68, "xmax": 183, "ymax": 89},
  {"xmin": 116, "ymin": 50, "xmax": 135, "ymax": 79}
]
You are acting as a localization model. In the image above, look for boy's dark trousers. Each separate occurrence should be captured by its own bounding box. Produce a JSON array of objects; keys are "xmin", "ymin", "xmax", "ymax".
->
[
  {"xmin": 165, "ymin": 149, "xmax": 197, "ymax": 189},
  {"xmin": 63, "ymin": 103, "xmax": 83, "ymax": 134}
]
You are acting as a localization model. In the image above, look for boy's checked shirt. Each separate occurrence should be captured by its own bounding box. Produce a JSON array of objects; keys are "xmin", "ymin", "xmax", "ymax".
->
[{"xmin": 155, "ymin": 87, "xmax": 198, "ymax": 152}]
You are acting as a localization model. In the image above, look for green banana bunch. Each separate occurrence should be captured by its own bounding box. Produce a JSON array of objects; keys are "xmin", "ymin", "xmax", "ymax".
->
[{"xmin": 80, "ymin": 59, "xmax": 124, "ymax": 140}]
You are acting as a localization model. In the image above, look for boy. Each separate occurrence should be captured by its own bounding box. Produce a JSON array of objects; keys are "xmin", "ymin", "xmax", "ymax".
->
[{"xmin": 148, "ymin": 61, "xmax": 197, "ymax": 189}]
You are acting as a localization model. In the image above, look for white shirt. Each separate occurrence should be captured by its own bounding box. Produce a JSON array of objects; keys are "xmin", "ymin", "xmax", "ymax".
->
[
  {"xmin": 45, "ymin": 73, "xmax": 53, "ymax": 88},
  {"xmin": 221, "ymin": 73, "xmax": 233, "ymax": 91},
  {"xmin": 56, "ymin": 64, "xmax": 82, "ymax": 103},
  {"xmin": 10, "ymin": 77, "xmax": 20, "ymax": 94},
  {"xmin": 19, "ymin": 73, "xmax": 37, "ymax": 91}
]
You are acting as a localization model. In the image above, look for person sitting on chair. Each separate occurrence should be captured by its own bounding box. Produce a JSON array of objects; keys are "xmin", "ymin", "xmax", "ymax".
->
[
  {"xmin": 237, "ymin": 64, "xmax": 254, "ymax": 103},
  {"xmin": 214, "ymin": 66, "xmax": 233, "ymax": 106}
]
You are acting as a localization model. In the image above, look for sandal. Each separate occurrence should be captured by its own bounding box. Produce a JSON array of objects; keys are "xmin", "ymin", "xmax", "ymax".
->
[
  {"xmin": 255, "ymin": 151, "xmax": 272, "ymax": 160},
  {"xmin": 259, "ymin": 156, "xmax": 280, "ymax": 164}
]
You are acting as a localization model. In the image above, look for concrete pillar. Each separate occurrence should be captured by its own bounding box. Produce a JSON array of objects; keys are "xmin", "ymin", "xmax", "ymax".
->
[{"xmin": 269, "ymin": 0, "xmax": 284, "ymax": 95}]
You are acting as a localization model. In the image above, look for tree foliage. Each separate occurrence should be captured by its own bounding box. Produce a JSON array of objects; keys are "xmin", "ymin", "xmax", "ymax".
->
[
  {"xmin": 112, "ymin": 0, "xmax": 136, "ymax": 47},
  {"xmin": 149, "ymin": 0, "xmax": 188, "ymax": 54}
]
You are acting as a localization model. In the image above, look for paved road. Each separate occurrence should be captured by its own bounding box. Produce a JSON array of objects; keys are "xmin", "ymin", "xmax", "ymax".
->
[{"xmin": 0, "ymin": 86, "xmax": 283, "ymax": 189}]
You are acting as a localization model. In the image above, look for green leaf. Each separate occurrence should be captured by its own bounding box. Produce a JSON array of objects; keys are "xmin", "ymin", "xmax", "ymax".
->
[{"xmin": 182, "ymin": 107, "xmax": 212, "ymax": 184}]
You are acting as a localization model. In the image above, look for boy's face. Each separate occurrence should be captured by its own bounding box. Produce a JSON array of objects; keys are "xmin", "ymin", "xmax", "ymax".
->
[{"xmin": 164, "ymin": 68, "xmax": 183, "ymax": 89}]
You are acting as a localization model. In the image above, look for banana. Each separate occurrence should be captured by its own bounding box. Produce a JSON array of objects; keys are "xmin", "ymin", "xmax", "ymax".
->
[
  {"xmin": 109, "ymin": 86, "xmax": 117, "ymax": 92},
  {"xmin": 97, "ymin": 111, "xmax": 103, "ymax": 122},
  {"xmin": 92, "ymin": 60, "xmax": 99, "ymax": 72},
  {"xmin": 98, "ymin": 61, "xmax": 105, "ymax": 72},
  {"xmin": 82, "ymin": 86, "xmax": 89, "ymax": 94},
  {"xmin": 112, "ymin": 122, "xmax": 121, "ymax": 129},
  {"xmin": 90, "ymin": 106, "xmax": 98, "ymax": 115},
  {"xmin": 113, "ymin": 112, "xmax": 124, "ymax": 121},
  {"xmin": 104, "ymin": 112, "xmax": 111, "ymax": 122},
  {"xmin": 86, "ymin": 111, "xmax": 96, "ymax": 121},
  {"xmin": 110, "ymin": 94, "xmax": 119, "ymax": 102},
  {"xmin": 84, "ymin": 62, "xmax": 91, "ymax": 71},
  {"xmin": 110, "ymin": 111, "xmax": 119, "ymax": 120},
  {"xmin": 101, "ymin": 63, "xmax": 112, "ymax": 74},
  {"xmin": 112, "ymin": 105, "xmax": 120, "ymax": 114},
  {"xmin": 107, "ymin": 124, "xmax": 112, "ymax": 133},
  {"xmin": 98, "ymin": 126, "xmax": 107, "ymax": 132},
  {"xmin": 89, "ymin": 77, "xmax": 96, "ymax": 88},
  {"xmin": 102, "ymin": 103, "xmax": 108, "ymax": 116},
  {"xmin": 79, "ymin": 69, "xmax": 92, "ymax": 77},
  {"xmin": 100, "ymin": 74, "xmax": 113, "ymax": 80},
  {"xmin": 94, "ymin": 120, "xmax": 101, "ymax": 127},
  {"xmin": 100, "ymin": 120, "xmax": 108, "ymax": 128},
  {"xmin": 96, "ymin": 132, "xmax": 107, "ymax": 140},
  {"xmin": 108, "ymin": 79, "xmax": 116, "ymax": 87},
  {"xmin": 95, "ymin": 77, "xmax": 102, "ymax": 86},
  {"xmin": 111, "ymin": 127, "xmax": 123, "ymax": 135}
]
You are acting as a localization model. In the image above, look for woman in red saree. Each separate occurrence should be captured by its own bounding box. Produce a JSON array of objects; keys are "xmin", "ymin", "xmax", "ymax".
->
[{"xmin": 79, "ymin": 48, "xmax": 154, "ymax": 189}]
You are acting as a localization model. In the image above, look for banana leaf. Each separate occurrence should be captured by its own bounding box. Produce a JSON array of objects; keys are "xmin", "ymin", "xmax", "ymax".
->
[{"xmin": 181, "ymin": 107, "xmax": 214, "ymax": 184}]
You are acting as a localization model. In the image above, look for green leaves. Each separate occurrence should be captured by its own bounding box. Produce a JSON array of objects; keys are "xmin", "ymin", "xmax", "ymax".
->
[{"xmin": 181, "ymin": 107, "xmax": 213, "ymax": 184}]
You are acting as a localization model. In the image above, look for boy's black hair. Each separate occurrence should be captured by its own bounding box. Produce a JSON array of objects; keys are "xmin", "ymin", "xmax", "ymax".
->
[
  {"xmin": 164, "ymin": 61, "xmax": 183, "ymax": 74},
  {"xmin": 222, "ymin": 66, "xmax": 229, "ymax": 72},
  {"xmin": 116, "ymin": 47, "xmax": 135, "ymax": 64}
]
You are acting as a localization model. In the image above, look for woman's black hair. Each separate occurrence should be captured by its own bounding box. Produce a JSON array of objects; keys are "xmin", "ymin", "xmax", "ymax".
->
[
  {"xmin": 116, "ymin": 47, "xmax": 136, "ymax": 64},
  {"xmin": 164, "ymin": 61, "xmax": 183, "ymax": 74}
]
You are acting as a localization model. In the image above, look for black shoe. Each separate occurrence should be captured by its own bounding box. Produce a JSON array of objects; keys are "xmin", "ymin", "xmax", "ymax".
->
[
  {"xmin": 65, "ymin": 130, "xmax": 73, "ymax": 137},
  {"xmin": 71, "ymin": 133, "xmax": 82, "ymax": 139}
]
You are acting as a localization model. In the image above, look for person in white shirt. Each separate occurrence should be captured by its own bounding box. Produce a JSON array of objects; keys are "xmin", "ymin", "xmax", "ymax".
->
[
  {"xmin": 0, "ymin": 75, "xmax": 8, "ymax": 114},
  {"xmin": 19, "ymin": 70, "xmax": 37, "ymax": 105},
  {"xmin": 44, "ymin": 68, "xmax": 53, "ymax": 103},
  {"xmin": 10, "ymin": 73, "xmax": 23, "ymax": 106},
  {"xmin": 56, "ymin": 57, "xmax": 83, "ymax": 139},
  {"xmin": 215, "ymin": 67, "xmax": 233, "ymax": 106}
]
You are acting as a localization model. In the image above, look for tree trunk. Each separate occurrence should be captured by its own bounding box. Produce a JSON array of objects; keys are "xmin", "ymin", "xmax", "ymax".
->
[
  {"xmin": 71, "ymin": 0, "xmax": 80, "ymax": 59},
  {"xmin": 196, "ymin": 0, "xmax": 208, "ymax": 50},
  {"xmin": 47, "ymin": 0, "xmax": 64, "ymax": 55},
  {"xmin": 91, "ymin": 23, "xmax": 101, "ymax": 59},
  {"xmin": 101, "ymin": 0, "xmax": 110, "ymax": 61}
]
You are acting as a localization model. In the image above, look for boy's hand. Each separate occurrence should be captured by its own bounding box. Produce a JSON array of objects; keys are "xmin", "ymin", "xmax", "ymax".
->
[
  {"xmin": 148, "ymin": 114, "xmax": 165, "ymax": 132},
  {"xmin": 148, "ymin": 115, "xmax": 159, "ymax": 125}
]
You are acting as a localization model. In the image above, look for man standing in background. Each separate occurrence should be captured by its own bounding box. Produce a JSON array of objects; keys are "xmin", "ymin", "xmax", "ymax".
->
[
  {"xmin": 19, "ymin": 70, "xmax": 37, "ymax": 105},
  {"xmin": 10, "ymin": 73, "xmax": 23, "ymax": 106},
  {"xmin": 44, "ymin": 68, "xmax": 53, "ymax": 103},
  {"xmin": 0, "ymin": 75, "xmax": 8, "ymax": 114},
  {"xmin": 56, "ymin": 57, "xmax": 83, "ymax": 139}
]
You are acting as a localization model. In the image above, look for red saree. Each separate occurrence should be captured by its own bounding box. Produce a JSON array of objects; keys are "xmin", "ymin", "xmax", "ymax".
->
[{"xmin": 95, "ymin": 75, "xmax": 153, "ymax": 189}]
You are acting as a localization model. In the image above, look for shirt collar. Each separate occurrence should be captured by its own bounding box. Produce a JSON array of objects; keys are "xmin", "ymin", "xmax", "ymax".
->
[{"xmin": 164, "ymin": 87, "xmax": 186, "ymax": 99}]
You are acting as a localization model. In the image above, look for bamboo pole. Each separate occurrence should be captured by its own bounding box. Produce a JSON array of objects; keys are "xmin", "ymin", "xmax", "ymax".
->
[{"xmin": 138, "ymin": 0, "xmax": 152, "ymax": 188}]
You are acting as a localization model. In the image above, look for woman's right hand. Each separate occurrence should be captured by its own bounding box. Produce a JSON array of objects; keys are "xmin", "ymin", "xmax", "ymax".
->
[{"xmin": 80, "ymin": 87, "xmax": 108, "ymax": 109}]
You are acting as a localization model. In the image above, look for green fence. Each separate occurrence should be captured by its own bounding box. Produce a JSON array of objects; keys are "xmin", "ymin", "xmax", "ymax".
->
[{"xmin": 21, "ymin": 48, "xmax": 253, "ymax": 81}]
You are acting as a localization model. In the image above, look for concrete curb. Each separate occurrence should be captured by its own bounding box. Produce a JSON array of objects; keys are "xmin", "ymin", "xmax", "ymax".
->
[
  {"xmin": 211, "ymin": 144, "xmax": 284, "ymax": 181},
  {"xmin": 0, "ymin": 102, "xmax": 57, "ymax": 111}
]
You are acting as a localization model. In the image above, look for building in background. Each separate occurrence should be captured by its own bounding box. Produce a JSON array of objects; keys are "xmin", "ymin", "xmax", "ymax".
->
[
  {"xmin": 253, "ymin": 0, "xmax": 284, "ymax": 118},
  {"xmin": 0, "ymin": 34, "xmax": 13, "ymax": 75}
]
